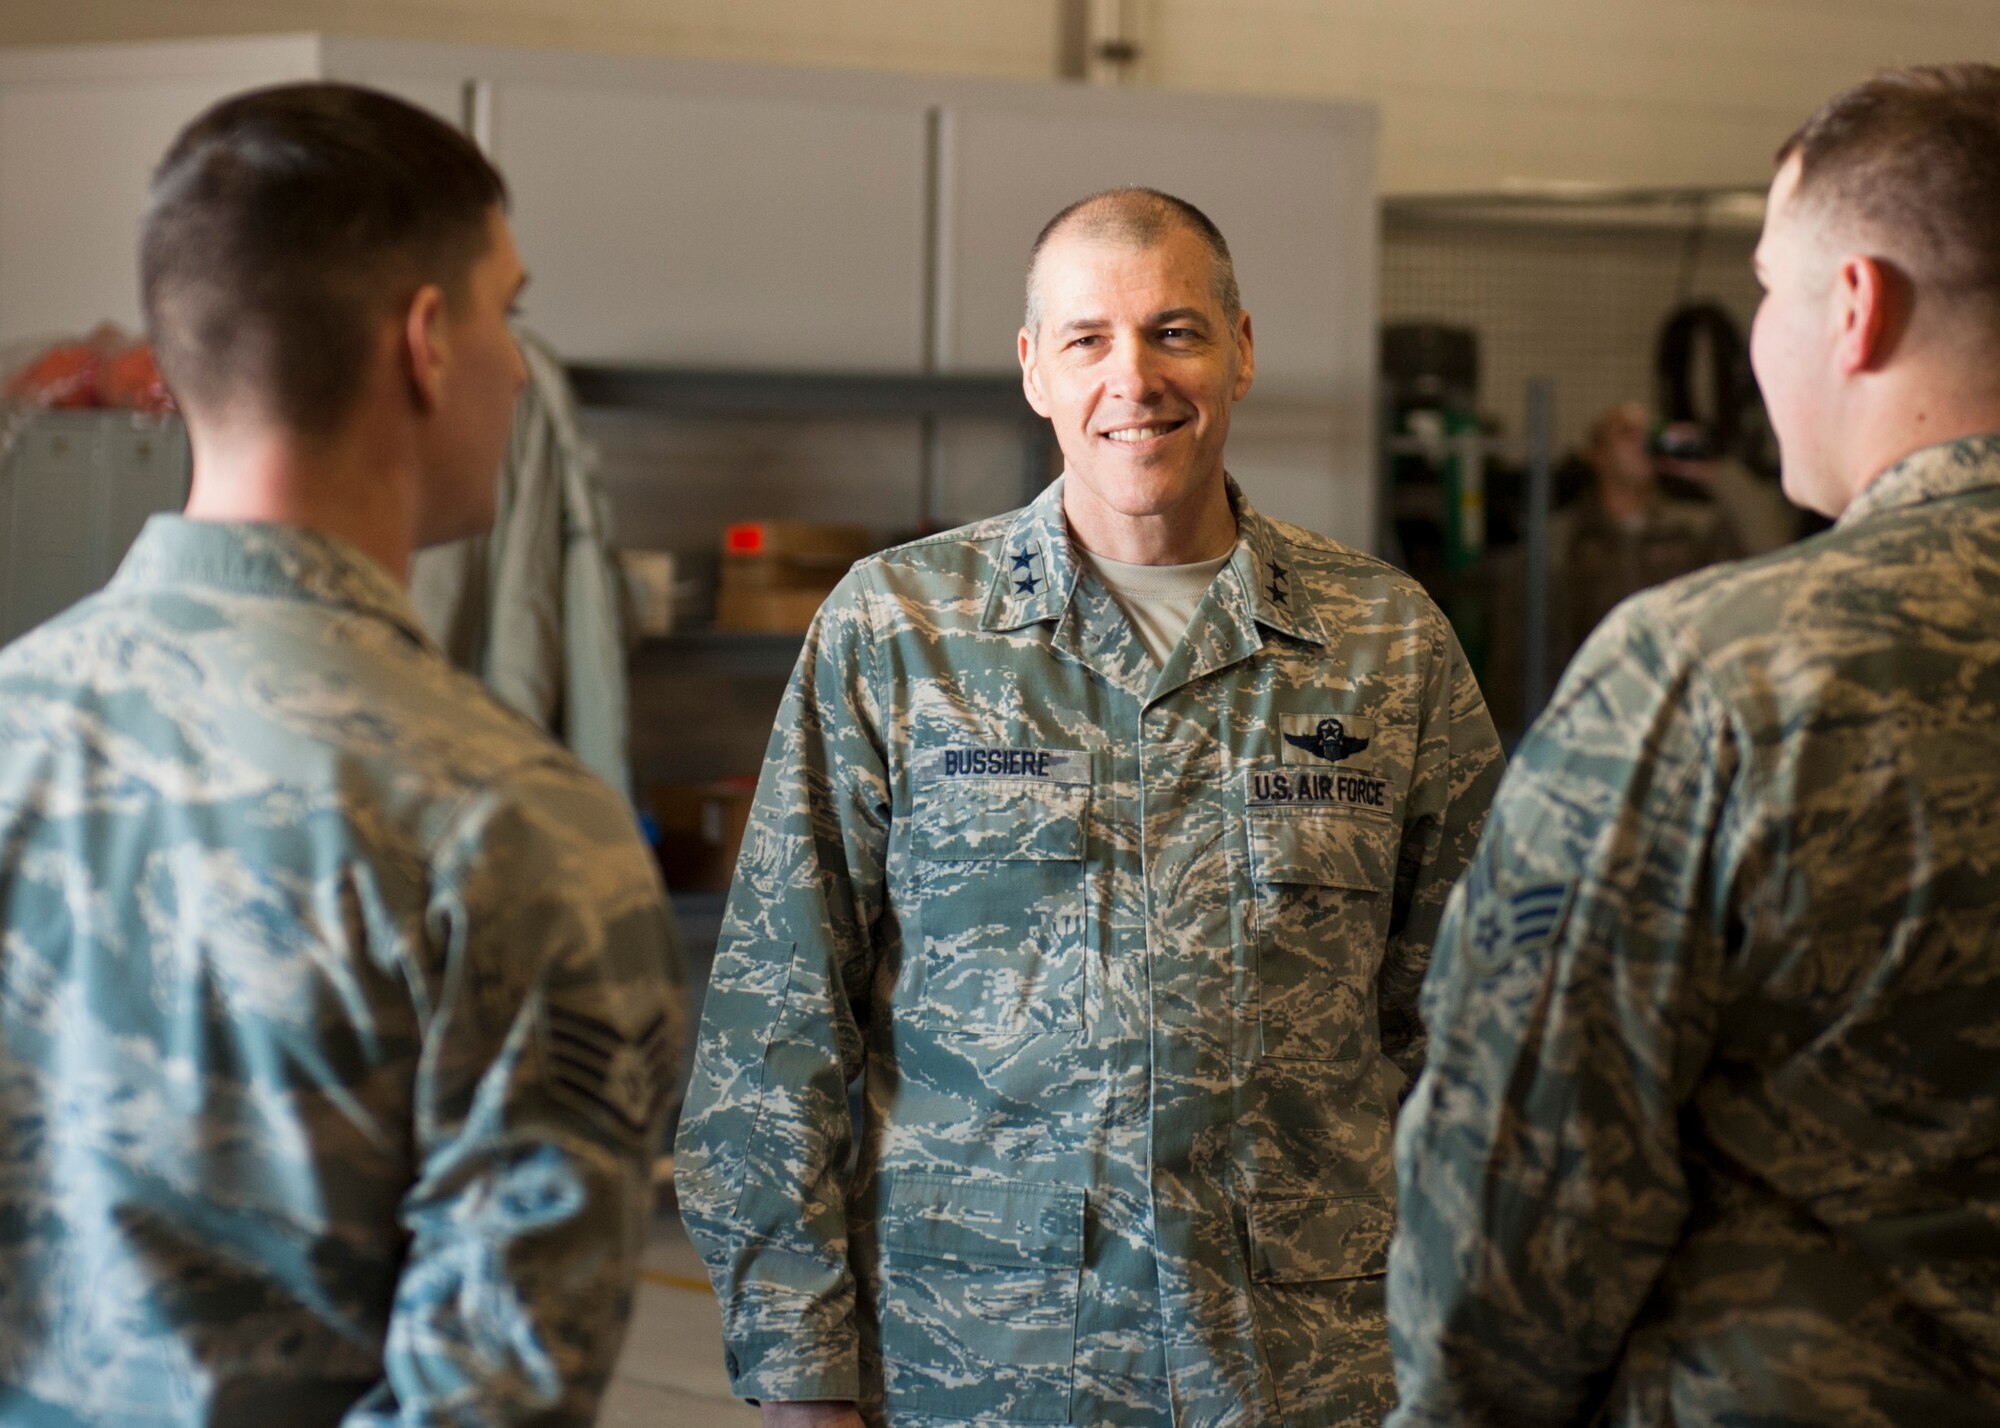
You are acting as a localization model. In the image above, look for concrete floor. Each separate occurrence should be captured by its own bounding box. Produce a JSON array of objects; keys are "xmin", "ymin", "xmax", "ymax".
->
[{"xmin": 598, "ymin": 1204, "xmax": 761, "ymax": 1426}]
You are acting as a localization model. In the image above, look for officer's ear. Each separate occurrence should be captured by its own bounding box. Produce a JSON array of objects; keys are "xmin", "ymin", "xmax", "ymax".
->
[
  {"xmin": 1232, "ymin": 311, "xmax": 1256, "ymax": 401},
  {"xmin": 403, "ymin": 282, "xmax": 450, "ymax": 414},
  {"xmin": 1019, "ymin": 325, "xmax": 1054, "ymax": 418}
]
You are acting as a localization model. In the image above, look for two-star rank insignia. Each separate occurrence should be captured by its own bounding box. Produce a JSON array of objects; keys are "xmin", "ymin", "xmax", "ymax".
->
[
  {"xmin": 1265, "ymin": 561, "xmax": 1290, "ymax": 606},
  {"xmin": 1010, "ymin": 545, "xmax": 1044, "ymax": 596}
]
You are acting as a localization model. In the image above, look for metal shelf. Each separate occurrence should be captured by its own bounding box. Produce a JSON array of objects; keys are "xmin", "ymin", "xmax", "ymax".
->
[
  {"xmin": 569, "ymin": 364, "xmax": 1038, "ymax": 420},
  {"xmin": 566, "ymin": 363, "xmax": 1060, "ymax": 518},
  {"xmin": 632, "ymin": 629, "xmax": 805, "ymax": 677}
]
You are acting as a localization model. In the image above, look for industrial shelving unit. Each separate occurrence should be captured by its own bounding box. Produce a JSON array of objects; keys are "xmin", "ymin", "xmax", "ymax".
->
[
  {"xmin": 570, "ymin": 364, "xmax": 1064, "ymax": 1121},
  {"xmin": 568, "ymin": 364, "xmax": 1060, "ymax": 536}
]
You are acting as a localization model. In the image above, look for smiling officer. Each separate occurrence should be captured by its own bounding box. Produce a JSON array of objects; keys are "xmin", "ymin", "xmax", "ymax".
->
[{"xmin": 677, "ymin": 188, "xmax": 1504, "ymax": 1427}]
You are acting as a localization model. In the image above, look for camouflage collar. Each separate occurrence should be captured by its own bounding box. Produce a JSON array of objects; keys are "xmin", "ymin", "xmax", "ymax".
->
[
  {"xmin": 1839, "ymin": 433, "xmax": 2000, "ymax": 527},
  {"xmin": 1227, "ymin": 480, "xmax": 1326, "ymax": 646},
  {"xmin": 981, "ymin": 474, "xmax": 1326, "ymax": 646},
  {"xmin": 981, "ymin": 477, "xmax": 1080, "ymax": 631},
  {"xmin": 112, "ymin": 516, "xmax": 438, "ymax": 651}
]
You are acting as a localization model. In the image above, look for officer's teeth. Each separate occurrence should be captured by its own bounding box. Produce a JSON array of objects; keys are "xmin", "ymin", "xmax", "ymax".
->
[{"xmin": 1106, "ymin": 426, "xmax": 1169, "ymax": 443}]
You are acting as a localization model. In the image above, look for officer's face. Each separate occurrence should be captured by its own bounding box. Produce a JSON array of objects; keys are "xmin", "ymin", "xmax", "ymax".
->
[
  {"xmin": 1751, "ymin": 156, "xmax": 1844, "ymax": 516},
  {"xmin": 1019, "ymin": 226, "xmax": 1254, "ymax": 536}
]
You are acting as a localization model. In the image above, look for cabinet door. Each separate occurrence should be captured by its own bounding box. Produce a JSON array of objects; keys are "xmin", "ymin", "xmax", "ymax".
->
[
  {"xmin": 1, "ymin": 413, "xmax": 189, "ymax": 645},
  {"xmin": 0, "ymin": 53, "xmax": 317, "ymax": 344},
  {"xmin": 488, "ymin": 80, "xmax": 930, "ymax": 368}
]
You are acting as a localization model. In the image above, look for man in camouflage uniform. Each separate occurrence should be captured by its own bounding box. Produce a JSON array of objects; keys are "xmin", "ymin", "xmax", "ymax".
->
[
  {"xmin": 1548, "ymin": 401, "xmax": 1756, "ymax": 667},
  {"xmin": 1388, "ymin": 65, "xmax": 2000, "ymax": 1426},
  {"xmin": 0, "ymin": 86, "xmax": 682, "ymax": 1425},
  {"xmin": 677, "ymin": 189, "xmax": 1503, "ymax": 1427}
]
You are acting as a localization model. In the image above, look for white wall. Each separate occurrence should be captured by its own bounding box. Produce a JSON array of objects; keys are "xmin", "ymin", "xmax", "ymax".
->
[
  {"xmin": 0, "ymin": 3, "xmax": 1057, "ymax": 84},
  {"xmin": 5, "ymin": 0, "xmax": 1998, "ymax": 191},
  {"xmin": 1383, "ymin": 212, "xmax": 1763, "ymax": 454}
]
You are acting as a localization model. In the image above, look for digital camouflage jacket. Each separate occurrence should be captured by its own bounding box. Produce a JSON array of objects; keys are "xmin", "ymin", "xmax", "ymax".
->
[
  {"xmin": 678, "ymin": 477, "xmax": 1502, "ymax": 1427},
  {"xmin": 0, "ymin": 518, "xmax": 683, "ymax": 1427},
  {"xmin": 1389, "ymin": 435, "xmax": 2000, "ymax": 1427}
]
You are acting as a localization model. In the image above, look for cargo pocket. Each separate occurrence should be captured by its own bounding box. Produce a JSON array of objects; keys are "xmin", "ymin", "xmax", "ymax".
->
[
  {"xmin": 1247, "ymin": 808, "xmax": 1395, "ymax": 1063},
  {"xmin": 908, "ymin": 777, "xmax": 1089, "ymax": 1038},
  {"xmin": 1246, "ymin": 1193, "xmax": 1396, "ymax": 1426},
  {"xmin": 879, "ymin": 1172, "xmax": 1084, "ymax": 1423}
]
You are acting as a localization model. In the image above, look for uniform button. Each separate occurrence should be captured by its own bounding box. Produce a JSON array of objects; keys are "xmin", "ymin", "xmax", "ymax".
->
[{"xmin": 726, "ymin": 1349, "xmax": 740, "ymax": 1377}]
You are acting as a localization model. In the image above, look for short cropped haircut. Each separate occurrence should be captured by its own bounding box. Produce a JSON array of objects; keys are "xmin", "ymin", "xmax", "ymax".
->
[
  {"xmin": 141, "ymin": 82, "xmax": 508, "ymax": 436},
  {"xmin": 1778, "ymin": 64, "xmax": 2000, "ymax": 308},
  {"xmin": 1024, "ymin": 187, "xmax": 1241, "ymax": 333}
]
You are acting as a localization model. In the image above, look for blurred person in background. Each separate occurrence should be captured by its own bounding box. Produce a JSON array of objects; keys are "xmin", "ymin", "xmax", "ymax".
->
[{"xmin": 1549, "ymin": 398, "xmax": 1793, "ymax": 666}]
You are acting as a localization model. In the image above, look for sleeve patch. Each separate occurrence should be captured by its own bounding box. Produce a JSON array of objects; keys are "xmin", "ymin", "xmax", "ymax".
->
[
  {"xmin": 542, "ymin": 1003, "xmax": 675, "ymax": 1144},
  {"xmin": 1465, "ymin": 880, "xmax": 1573, "ymax": 975}
]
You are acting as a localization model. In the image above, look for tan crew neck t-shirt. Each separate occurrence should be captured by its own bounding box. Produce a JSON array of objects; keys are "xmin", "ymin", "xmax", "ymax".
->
[{"xmin": 1079, "ymin": 548, "xmax": 1233, "ymax": 668}]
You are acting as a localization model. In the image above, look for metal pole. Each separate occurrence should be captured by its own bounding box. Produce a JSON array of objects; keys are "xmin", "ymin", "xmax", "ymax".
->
[
  {"xmin": 1056, "ymin": 0, "xmax": 1090, "ymax": 80},
  {"xmin": 918, "ymin": 106, "xmax": 942, "ymax": 534},
  {"xmin": 1523, "ymin": 376, "xmax": 1555, "ymax": 728}
]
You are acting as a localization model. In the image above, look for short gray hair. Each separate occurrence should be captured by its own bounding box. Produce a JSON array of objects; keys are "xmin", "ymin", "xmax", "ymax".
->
[{"xmin": 1023, "ymin": 186, "xmax": 1241, "ymax": 333}]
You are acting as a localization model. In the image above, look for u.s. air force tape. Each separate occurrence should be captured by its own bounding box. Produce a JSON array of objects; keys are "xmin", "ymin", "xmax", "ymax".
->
[
  {"xmin": 1246, "ymin": 767, "xmax": 1392, "ymax": 814},
  {"xmin": 915, "ymin": 747, "xmax": 1091, "ymax": 784}
]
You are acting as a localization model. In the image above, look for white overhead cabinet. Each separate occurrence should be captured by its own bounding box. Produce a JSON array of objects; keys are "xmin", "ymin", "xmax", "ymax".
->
[
  {"xmin": 0, "ymin": 34, "xmax": 1379, "ymax": 543},
  {"xmin": 0, "ymin": 37, "xmax": 322, "ymax": 343},
  {"xmin": 936, "ymin": 87, "xmax": 1374, "ymax": 392},
  {"xmin": 484, "ymin": 81, "xmax": 930, "ymax": 369},
  {"xmin": 0, "ymin": 39, "xmax": 937, "ymax": 370}
]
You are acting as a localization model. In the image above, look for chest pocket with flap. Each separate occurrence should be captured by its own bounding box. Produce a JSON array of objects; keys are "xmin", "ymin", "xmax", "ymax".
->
[
  {"xmin": 1247, "ymin": 805, "xmax": 1396, "ymax": 1063},
  {"xmin": 907, "ymin": 773, "xmax": 1089, "ymax": 1038}
]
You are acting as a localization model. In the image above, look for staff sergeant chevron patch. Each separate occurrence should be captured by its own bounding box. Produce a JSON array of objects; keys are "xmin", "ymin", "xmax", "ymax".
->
[{"xmin": 543, "ymin": 1004, "xmax": 675, "ymax": 1145}]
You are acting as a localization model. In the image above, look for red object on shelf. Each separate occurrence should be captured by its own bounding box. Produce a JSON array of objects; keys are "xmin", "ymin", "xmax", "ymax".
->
[
  {"xmin": 5, "ymin": 342, "xmax": 99, "ymax": 408},
  {"xmin": 724, "ymin": 523, "xmax": 767, "ymax": 555},
  {"xmin": 96, "ymin": 344, "xmax": 175, "ymax": 414},
  {"xmin": 3, "ymin": 327, "xmax": 177, "ymax": 414}
]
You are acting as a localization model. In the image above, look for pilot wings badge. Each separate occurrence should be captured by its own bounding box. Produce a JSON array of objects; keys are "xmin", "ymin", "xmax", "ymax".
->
[{"xmin": 1280, "ymin": 714, "xmax": 1375, "ymax": 766}]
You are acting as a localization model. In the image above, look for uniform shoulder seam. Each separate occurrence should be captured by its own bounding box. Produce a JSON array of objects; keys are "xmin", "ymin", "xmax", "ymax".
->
[
  {"xmin": 858, "ymin": 511, "xmax": 1020, "ymax": 567},
  {"xmin": 424, "ymin": 746, "xmax": 604, "ymax": 888},
  {"xmin": 856, "ymin": 561, "xmax": 888, "ymax": 727},
  {"xmin": 1267, "ymin": 520, "xmax": 1428, "ymax": 587}
]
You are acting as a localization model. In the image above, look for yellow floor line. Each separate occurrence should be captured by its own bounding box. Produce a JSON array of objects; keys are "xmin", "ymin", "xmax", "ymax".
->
[{"xmin": 641, "ymin": 1268, "xmax": 715, "ymax": 1295}]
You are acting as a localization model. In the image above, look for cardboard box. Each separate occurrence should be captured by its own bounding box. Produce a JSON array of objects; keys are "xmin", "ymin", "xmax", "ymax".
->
[
  {"xmin": 719, "ymin": 554, "xmax": 849, "ymax": 592},
  {"xmin": 650, "ymin": 778, "xmax": 757, "ymax": 892},
  {"xmin": 714, "ymin": 586, "xmax": 831, "ymax": 633},
  {"xmin": 719, "ymin": 520, "xmax": 872, "ymax": 604},
  {"xmin": 723, "ymin": 520, "xmax": 873, "ymax": 562}
]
